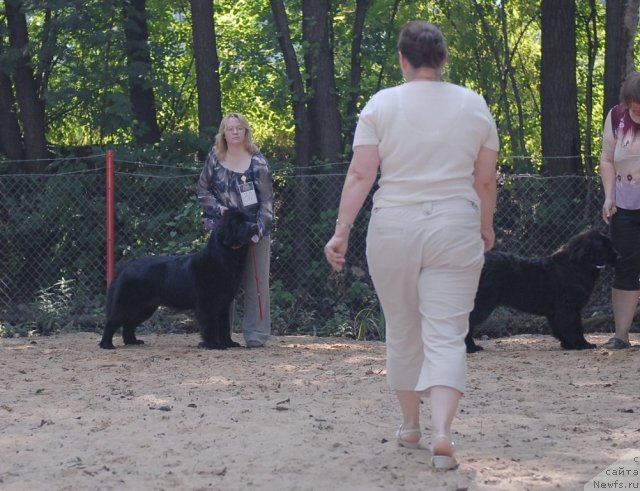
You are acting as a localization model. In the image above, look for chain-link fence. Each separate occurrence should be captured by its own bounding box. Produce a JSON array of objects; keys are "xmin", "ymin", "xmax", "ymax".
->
[{"xmin": 0, "ymin": 156, "xmax": 613, "ymax": 338}]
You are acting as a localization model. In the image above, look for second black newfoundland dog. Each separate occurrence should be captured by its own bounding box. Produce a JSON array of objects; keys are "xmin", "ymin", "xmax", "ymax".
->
[
  {"xmin": 465, "ymin": 229, "xmax": 617, "ymax": 353},
  {"xmin": 99, "ymin": 209, "xmax": 256, "ymax": 350}
]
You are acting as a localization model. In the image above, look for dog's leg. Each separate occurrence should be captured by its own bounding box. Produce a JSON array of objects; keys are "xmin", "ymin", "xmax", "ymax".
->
[
  {"xmin": 100, "ymin": 284, "xmax": 122, "ymax": 349},
  {"xmin": 548, "ymin": 310, "xmax": 596, "ymax": 350},
  {"xmin": 567, "ymin": 317, "xmax": 597, "ymax": 350},
  {"xmin": 100, "ymin": 307, "xmax": 154, "ymax": 349},
  {"xmin": 219, "ymin": 303, "xmax": 241, "ymax": 348},
  {"xmin": 99, "ymin": 320, "xmax": 120, "ymax": 349},
  {"xmin": 196, "ymin": 304, "xmax": 226, "ymax": 350},
  {"xmin": 575, "ymin": 337, "xmax": 597, "ymax": 349},
  {"xmin": 465, "ymin": 328, "xmax": 483, "ymax": 353},
  {"xmin": 122, "ymin": 324, "xmax": 145, "ymax": 346},
  {"xmin": 121, "ymin": 307, "xmax": 157, "ymax": 346},
  {"xmin": 466, "ymin": 299, "xmax": 498, "ymax": 353}
]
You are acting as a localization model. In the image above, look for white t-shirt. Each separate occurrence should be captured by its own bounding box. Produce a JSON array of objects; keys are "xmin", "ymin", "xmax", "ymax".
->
[{"xmin": 353, "ymin": 80, "xmax": 499, "ymax": 207}]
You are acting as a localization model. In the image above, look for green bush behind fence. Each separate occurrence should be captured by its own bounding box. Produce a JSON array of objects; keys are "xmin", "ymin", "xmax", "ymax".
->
[{"xmin": 0, "ymin": 160, "xmax": 612, "ymax": 339}]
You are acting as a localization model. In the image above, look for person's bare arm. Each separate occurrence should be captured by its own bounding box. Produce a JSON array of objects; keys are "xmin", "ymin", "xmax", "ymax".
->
[
  {"xmin": 473, "ymin": 146, "xmax": 498, "ymax": 251},
  {"xmin": 600, "ymin": 110, "xmax": 616, "ymax": 224},
  {"xmin": 324, "ymin": 145, "xmax": 380, "ymax": 272}
]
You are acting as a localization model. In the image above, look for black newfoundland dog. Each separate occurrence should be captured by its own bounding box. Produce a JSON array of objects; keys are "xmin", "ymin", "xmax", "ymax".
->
[
  {"xmin": 465, "ymin": 229, "xmax": 618, "ymax": 353},
  {"xmin": 99, "ymin": 209, "xmax": 256, "ymax": 350}
]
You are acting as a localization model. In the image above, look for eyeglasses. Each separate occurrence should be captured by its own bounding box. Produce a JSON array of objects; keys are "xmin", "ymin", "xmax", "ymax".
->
[{"xmin": 225, "ymin": 126, "xmax": 246, "ymax": 133}]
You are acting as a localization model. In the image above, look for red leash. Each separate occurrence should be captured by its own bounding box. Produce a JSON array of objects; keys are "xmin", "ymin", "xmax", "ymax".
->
[{"xmin": 251, "ymin": 242, "xmax": 263, "ymax": 320}]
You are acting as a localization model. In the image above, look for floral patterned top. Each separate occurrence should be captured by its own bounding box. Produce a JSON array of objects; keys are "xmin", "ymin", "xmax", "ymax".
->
[
  {"xmin": 196, "ymin": 149, "xmax": 274, "ymax": 237},
  {"xmin": 602, "ymin": 104, "xmax": 640, "ymax": 210}
]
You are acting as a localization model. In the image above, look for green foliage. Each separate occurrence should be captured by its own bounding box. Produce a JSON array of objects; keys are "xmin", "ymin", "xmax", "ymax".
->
[
  {"xmin": 1, "ymin": 170, "xmax": 107, "ymax": 309},
  {"xmin": 112, "ymin": 175, "xmax": 203, "ymax": 262},
  {"xmin": 210, "ymin": 0, "xmax": 295, "ymax": 150},
  {"xmin": 352, "ymin": 305, "xmax": 385, "ymax": 341},
  {"xmin": 493, "ymin": 175, "xmax": 604, "ymax": 256},
  {"xmin": 34, "ymin": 277, "xmax": 75, "ymax": 334},
  {"xmin": 321, "ymin": 294, "xmax": 384, "ymax": 341},
  {"xmin": 1, "ymin": 0, "xmax": 615, "ymax": 168},
  {"xmin": 0, "ymin": 322, "xmax": 15, "ymax": 338},
  {"xmin": 269, "ymin": 280, "xmax": 318, "ymax": 336}
]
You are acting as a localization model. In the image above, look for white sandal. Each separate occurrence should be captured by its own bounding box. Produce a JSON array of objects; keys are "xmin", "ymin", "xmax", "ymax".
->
[
  {"xmin": 431, "ymin": 434, "xmax": 458, "ymax": 471},
  {"xmin": 396, "ymin": 424, "xmax": 421, "ymax": 449}
]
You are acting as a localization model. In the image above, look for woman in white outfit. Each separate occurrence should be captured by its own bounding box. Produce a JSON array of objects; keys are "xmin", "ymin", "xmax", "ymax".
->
[{"xmin": 324, "ymin": 20, "xmax": 498, "ymax": 471}]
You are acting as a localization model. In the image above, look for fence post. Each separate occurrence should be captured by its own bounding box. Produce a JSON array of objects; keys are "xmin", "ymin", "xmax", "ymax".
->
[{"xmin": 106, "ymin": 149, "xmax": 115, "ymax": 287}]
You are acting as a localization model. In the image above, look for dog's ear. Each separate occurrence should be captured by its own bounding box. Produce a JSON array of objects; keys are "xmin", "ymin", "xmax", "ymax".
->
[
  {"xmin": 567, "ymin": 232, "xmax": 594, "ymax": 266},
  {"xmin": 594, "ymin": 235, "xmax": 619, "ymax": 266},
  {"xmin": 568, "ymin": 242, "xmax": 588, "ymax": 265},
  {"xmin": 568, "ymin": 231, "xmax": 616, "ymax": 267}
]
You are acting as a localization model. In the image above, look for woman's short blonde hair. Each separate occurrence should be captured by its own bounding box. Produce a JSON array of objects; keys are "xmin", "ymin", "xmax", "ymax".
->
[{"xmin": 214, "ymin": 112, "xmax": 259, "ymax": 160}]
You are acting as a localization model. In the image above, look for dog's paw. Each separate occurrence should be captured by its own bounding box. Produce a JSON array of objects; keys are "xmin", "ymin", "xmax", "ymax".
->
[
  {"xmin": 561, "ymin": 341, "xmax": 596, "ymax": 350},
  {"xmin": 123, "ymin": 339, "xmax": 145, "ymax": 346},
  {"xmin": 198, "ymin": 341, "xmax": 227, "ymax": 350},
  {"xmin": 578, "ymin": 342, "xmax": 597, "ymax": 350},
  {"xmin": 225, "ymin": 340, "xmax": 241, "ymax": 348},
  {"xmin": 466, "ymin": 344, "xmax": 484, "ymax": 354},
  {"xmin": 99, "ymin": 341, "xmax": 116, "ymax": 350}
]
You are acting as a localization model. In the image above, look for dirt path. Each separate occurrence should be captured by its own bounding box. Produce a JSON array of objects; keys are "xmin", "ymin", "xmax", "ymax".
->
[{"xmin": 1, "ymin": 331, "xmax": 639, "ymax": 490}]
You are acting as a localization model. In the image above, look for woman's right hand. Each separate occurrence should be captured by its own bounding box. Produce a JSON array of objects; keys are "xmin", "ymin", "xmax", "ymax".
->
[
  {"xmin": 324, "ymin": 235, "xmax": 348, "ymax": 272},
  {"xmin": 481, "ymin": 227, "xmax": 495, "ymax": 252},
  {"xmin": 602, "ymin": 198, "xmax": 617, "ymax": 224}
]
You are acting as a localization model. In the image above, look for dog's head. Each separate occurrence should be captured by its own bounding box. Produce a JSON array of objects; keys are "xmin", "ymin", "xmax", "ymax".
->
[
  {"xmin": 563, "ymin": 229, "xmax": 618, "ymax": 269},
  {"xmin": 215, "ymin": 209, "xmax": 257, "ymax": 249}
]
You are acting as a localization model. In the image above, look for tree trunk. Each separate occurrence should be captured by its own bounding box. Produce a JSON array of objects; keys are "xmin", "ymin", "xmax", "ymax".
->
[
  {"xmin": 123, "ymin": 0, "xmax": 161, "ymax": 146},
  {"xmin": 302, "ymin": 0, "xmax": 342, "ymax": 163},
  {"xmin": 375, "ymin": 0, "xmax": 401, "ymax": 93},
  {"xmin": 270, "ymin": 0, "xmax": 313, "ymax": 290},
  {"xmin": 540, "ymin": 0, "xmax": 582, "ymax": 175},
  {"xmin": 0, "ymin": 71, "xmax": 24, "ymax": 164},
  {"xmin": 345, "ymin": 0, "xmax": 372, "ymax": 149},
  {"xmin": 0, "ymin": 30, "xmax": 24, "ymax": 163},
  {"xmin": 603, "ymin": 0, "xmax": 639, "ymax": 117},
  {"xmin": 190, "ymin": 0, "xmax": 222, "ymax": 146},
  {"xmin": 474, "ymin": 0, "xmax": 531, "ymax": 172},
  {"xmin": 5, "ymin": 0, "xmax": 48, "ymax": 172},
  {"xmin": 38, "ymin": 8, "xmax": 57, "ymax": 101},
  {"xmin": 581, "ymin": 0, "xmax": 600, "ymax": 175},
  {"xmin": 301, "ymin": 0, "xmax": 344, "ymax": 266},
  {"xmin": 270, "ymin": 0, "xmax": 311, "ymax": 167}
]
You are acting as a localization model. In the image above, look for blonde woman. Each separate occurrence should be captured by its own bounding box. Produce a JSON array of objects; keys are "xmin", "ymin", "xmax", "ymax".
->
[{"xmin": 197, "ymin": 113, "xmax": 273, "ymax": 348}]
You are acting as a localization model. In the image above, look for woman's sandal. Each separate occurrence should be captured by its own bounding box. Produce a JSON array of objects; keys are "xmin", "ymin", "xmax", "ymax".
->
[
  {"xmin": 396, "ymin": 425, "xmax": 421, "ymax": 449},
  {"xmin": 602, "ymin": 337, "xmax": 631, "ymax": 350},
  {"xmin": 431, "ymin": 434, "xmax": 458, "ymax": 471}
]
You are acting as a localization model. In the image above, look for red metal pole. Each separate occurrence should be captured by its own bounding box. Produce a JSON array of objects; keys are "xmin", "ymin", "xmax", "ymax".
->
[{"xmin": 106, "ymin": 149, "xmax": 115, "ymax": 287}]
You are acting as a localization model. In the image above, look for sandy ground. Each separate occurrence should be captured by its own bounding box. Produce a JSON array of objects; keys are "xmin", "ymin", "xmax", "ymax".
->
[{"xmin": 1, "ymin": 331, "xmax": 639, "ymax": 491}]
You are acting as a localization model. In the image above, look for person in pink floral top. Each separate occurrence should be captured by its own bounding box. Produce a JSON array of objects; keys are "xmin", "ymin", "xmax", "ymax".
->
[{"xmin": 600, "ymin": 71, "xmax": 640, "ymax": 350}]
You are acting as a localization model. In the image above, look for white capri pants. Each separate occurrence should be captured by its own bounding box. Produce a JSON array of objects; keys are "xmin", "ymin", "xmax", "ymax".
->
[{"xmin": 366, "ymin": 198, "xmax": 485, "ymax": 394}]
